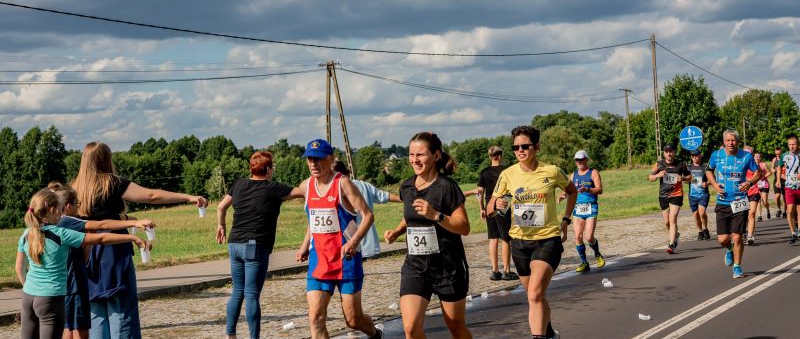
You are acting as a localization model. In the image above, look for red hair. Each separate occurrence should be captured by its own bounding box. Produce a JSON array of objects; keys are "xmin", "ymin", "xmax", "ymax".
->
[{"xmin": 250, "ymin": 151, "xmax": 273, "ymax": 176}]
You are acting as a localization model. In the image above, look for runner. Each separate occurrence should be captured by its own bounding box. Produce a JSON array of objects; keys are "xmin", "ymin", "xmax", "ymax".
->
[
  {"xmin": 648, "ymin": 144, "xmax": 691, "ymax": 254},
  {"xmin": 476, "ymin": 146, "xmax": 518, "ymax": 281},
  {"xmin": 772, "ymin": 146, "xmax": 786, "ymax": 218},
  {"xmin": 687, "ymin": 150, "xmax": 711, "ymax": 241},
  {"xmin": 383, "ymin": 132, "xmax": 472, "ymax": 339},
  {"xmin": 486, "ymin": 125, "xmax": 577, "ymax": 339},
  {"xmin": 560, "ymin": 150, "xmax": 604, "ymax": 273},
  {"xmin": 755, "ymin": 152, "xmax": 772, "ymax": 221},
  {"xmin": 743, "ymin": 147, "xmax": 762, "ymax": 245},
  {"xmin": 782, "ymin": 135, "xmax": 800, "ymax": 244},
  {"xmin": 293, "ymin": 139, "xmax": 383, "ymax": 339},
  {"xmin": 705, "ymin": 130, "xmax": 760, "ymax": 279}
]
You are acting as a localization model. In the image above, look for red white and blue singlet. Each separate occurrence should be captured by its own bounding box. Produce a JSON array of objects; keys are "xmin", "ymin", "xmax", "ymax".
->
[{"xmin": 305, "ymin": 172, "xmax": 363, "ymax": 280}]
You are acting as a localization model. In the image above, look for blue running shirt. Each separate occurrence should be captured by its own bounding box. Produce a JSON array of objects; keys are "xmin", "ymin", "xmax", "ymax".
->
[{"xmin": 707, "ymin": 149, "xmax": 759, "ymax": 205}]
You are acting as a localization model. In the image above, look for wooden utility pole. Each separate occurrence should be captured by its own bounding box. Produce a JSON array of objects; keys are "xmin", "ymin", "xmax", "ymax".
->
[
  {"xmin": 650, "ymin": 34, "xmax": 662, "ymax": 160},
  {"xmin": 323, "ymin": 61, "xmax": 356, "ymax": 177},
  {"xmin": 620, "ymin": 88, "xmax": 633, "ymax": 169}
]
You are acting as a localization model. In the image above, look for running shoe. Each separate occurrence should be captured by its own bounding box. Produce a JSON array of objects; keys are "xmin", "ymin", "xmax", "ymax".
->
[
  {"xmin": 789, "ymin": 234, "xmax": 798, "ymax": 244},
  {"xmin": 746, "ymin": 235, "xmax": 755, "ymax": 245},
  {"xmin": 724, "ymin": 250, "xmax": 733, "ymax": 266},
  {"xmin": 697, "ymin": 232, "xmax": 704, "ymax": 241},
  {"xmin": 370, "ymin": 328, "xmax": 383, "ymax": 339},
  {"xmin": 703, "ymin": 229, "xmax": 711, "ymax": 240},
  {"xmin": 576, "ymin": 262, "xmax": 590, "ymax": 273},
  {"xmin": 550, "ymin": 331, "xmax": 560, "ymax": 339},
  {"xmin": 757, "ymin": 216, "xmax": 763, "ymax": 222},
  {"xmin": 732, "ymin": 266, "xmax": 744, "ymax": 279},
  {"xmin": 767, "ymin": 211, "xmax": 772, "ymax": 219},
  {"xmin": 778, "ymin": 210, "xmax": 783, "ymax": 218},
  {"xmin": 490, "ymin": 271, "xmax": 502, "ymax": 281},
  {"xmin": 666, "ymin": 243, "xmax": 676, "ymax": 254},
  {"xmin": 502, "ymin": 271, "xmax": 519, "ymax": 280},
  {"xmin": 595, "ymin": 254, "xmax": 606, "ymax": 268}
]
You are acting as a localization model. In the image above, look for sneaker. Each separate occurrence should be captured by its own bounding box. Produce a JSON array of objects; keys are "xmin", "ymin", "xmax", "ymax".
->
[
  {"xmin": 490, "ymin": 271, "xmax": 502, "ymax": 281},
  {"xmin": 697, "ymin": 232, "xmax": 704, "ymax": 241},
  {"xmin": 746, "ymin": 235, "xmax": 755, "ymax": 245},
  {"xmin": 576, "ymin": 262, "xmax": 590, "ymax": 273},
  {"xmin": 732, "ymin": 266, "xmax": 744, "ymax": 279},
  {"xmin": 370, "ymin": 328, "xmax": 383, "ymax": 339},
  {"xmin": 550, "ymin": 331, "xmax": 560, "ymax": 339},
  {"xmin": 666, "ymin": 243, "xmax": 676, "ymax": 254},
  {"xmin": 767, "ymin": 211, "xmax": 772, "ymax": 220},
  {"xmin": 703, "ymin": 229, "xmax": 711, "ymax": 240},
  {"xmin": 502, "ymin": 271, "xmax": 519, "ymax": 280},
  {"xmin": 724, "ymin": 250, "xmax": 733, "ymax": 266},
  {"xmin": 595, "ymin": 254, "xmax": 606, "ymax": 268},
  {"xmin": 757, "ymin": 216, "xmax": 763, "ymax": 222},
  {"xmin": 788, "ymin": 235, "xmax": 797, "ymax": 244}
]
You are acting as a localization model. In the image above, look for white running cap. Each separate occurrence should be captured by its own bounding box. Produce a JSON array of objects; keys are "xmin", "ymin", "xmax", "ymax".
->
[{"xmin": 574, "ymin": 150, "xmax": 589, "ymax": 160}]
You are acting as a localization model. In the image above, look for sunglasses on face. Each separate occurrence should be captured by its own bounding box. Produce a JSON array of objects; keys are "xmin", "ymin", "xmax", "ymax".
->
[{"xmin": 512, "ymin": 144, "xmax": 534, "ymax": 151}]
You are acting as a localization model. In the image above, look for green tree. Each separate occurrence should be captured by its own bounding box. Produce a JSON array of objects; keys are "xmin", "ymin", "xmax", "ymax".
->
[
  {"xmin": 170, "ymin": 135, "xmax": 201, "ymax": 162},
  {"xmin": 198, "ymin": 135, "xmax": 239, "ymax": 161},
  {"xmin": 354, "ymin": 145, "xmax": 385, "ymax": 182},
  {"xmin": 658, "ymin": 74, "xmax": 721, "ymax": 154},
  {"xmin": 539, "ymin": 126, "xmax": 589, "ymax": 172},
  {"xmin": 720, "ymin": 90, "xmax": 800, "ymax": 154}
]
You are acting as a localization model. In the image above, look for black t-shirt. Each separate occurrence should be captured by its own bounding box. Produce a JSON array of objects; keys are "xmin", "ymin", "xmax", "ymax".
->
[
  {"xmin": 87, "ymin": 176, "xmax": 131, "ymax": 222},
  {"xmin": 652, "ymin": 160, "xmax": 690, "ymax": 198},
  {"xmin": 477, "ymin": 165, "xmax": 505, "ymax": 205},
  {"xmin": 400, "ymin": 175, "xmax": 468, "ymax": 279},
  {"xmin": 227, "ymin": 178, "xmax": 293, "ymax": 252}
]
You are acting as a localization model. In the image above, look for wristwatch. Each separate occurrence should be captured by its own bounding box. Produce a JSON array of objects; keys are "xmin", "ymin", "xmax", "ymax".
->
[
  {"xmin": 562, "ymin": 216, "xmax": 572, "ymax": 225},
  {"xmin": 436, "ymin": 212, "xmax": 445, "ymax": 222}
]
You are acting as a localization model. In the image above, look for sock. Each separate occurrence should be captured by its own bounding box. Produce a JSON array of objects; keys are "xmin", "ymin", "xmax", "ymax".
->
[
  {"xmin": 727, "ymin": 243, "xmax": 733, "ymax": 251},
  {"xmin": 733, "ymin": 263, "xmax": 741, "ymax": 268},
  {"xmin": 588, "ymin": 240, "xmax": 601, "ymax": 257},
  {"xmin": 576, "ymin": 244, "xmax": 587, "ymax": 263}
]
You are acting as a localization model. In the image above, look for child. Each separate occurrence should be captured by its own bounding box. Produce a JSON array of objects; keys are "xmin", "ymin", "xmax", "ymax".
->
[
  {"xmin": 47, "ymin": 182, "xmax": 155, "ymax": 339},
  {"xmin": 15, "ymin": 188, "xmax": 150, "ymax": 339}
]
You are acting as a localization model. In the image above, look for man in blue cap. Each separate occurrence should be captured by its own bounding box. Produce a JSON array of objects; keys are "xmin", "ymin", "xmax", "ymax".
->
[
  {"xmin": 688, "ymin": 149, "xmax": 711, "ymax": 240},
  {"xmin": 294, "ymin": 139, "xmax": 383, "ymax": 338}
]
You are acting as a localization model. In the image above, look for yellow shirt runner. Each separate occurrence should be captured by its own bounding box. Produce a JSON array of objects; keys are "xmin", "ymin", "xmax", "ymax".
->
[{"xmin": 492, "ymin": 162, "xmax": 570, "ymax": 241}]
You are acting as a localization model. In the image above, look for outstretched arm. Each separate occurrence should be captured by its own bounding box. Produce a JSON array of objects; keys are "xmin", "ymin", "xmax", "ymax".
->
[
  {"xmin": 85, "ymin": 218, "xmax": 154, "ymax": 232},
  {"xmin": 123, "ymin": 182, "xmax": 208, "ymax": 207}
]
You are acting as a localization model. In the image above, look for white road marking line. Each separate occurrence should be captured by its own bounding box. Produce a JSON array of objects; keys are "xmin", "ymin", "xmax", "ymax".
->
[
  {"xmin": 665, "ymin": 262, "xmax": 800, "ymax": 338},
  {"xmin": 631, "ymin": 253, "xmax": 800, "ymax": 339},
  {"xmin": 625, "ymin": 252, "xmax": 649, "ymax": 258}
]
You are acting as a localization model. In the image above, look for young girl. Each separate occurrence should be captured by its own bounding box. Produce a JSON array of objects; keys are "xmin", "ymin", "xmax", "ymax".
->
[
  {"xmin": 15, "ymin": 188, "xmax": 150, "ymax": 339},
  {"xmin": 47, "ymin": 182, "xmax": 155, "ymax": 339}
]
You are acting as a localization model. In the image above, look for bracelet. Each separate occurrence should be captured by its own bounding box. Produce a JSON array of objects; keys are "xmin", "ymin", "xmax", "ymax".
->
[{"xmin": 561, "ymin": 216, "xmax": 572, "ymax": 225}]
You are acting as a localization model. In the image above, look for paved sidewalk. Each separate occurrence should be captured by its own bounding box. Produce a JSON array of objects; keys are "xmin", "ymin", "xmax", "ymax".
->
[{"xmin": 0, "ymin": 233, "xmax": 488, "ymax": 325}]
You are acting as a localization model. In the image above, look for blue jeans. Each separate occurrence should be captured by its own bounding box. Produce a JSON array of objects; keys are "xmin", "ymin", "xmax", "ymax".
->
[
  {"xmin": 90, "ymin": 264, "xmax": 141, "ymax": 339},
  {"xmin": 226, "ymin": 242, "xmax": 270, "ymax": 339}
]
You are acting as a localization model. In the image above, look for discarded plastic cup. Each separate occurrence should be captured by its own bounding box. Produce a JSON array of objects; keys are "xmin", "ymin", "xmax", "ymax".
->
[
  {"xmin": 638, "ymin": 313, "xmax": 651, "ymax": 321},
  {"xmin": 144, "ymin": 227, "xmax": 156, "ymax": 241},
  {"xmin": 465, "ymin": 295, "xmax": 473, "ymax": 302},
  {"xmin": 282, "ymin": 321, "xmax": 295, "ymax": 330},
  {"xmin": 388, "ymin": 302, "xmax": 399, "ymax": 310},
  {"xmin": 602, "ymin": 278, "xmax": 613, "ymax": 288},
  {"xmin": 199, "ymin": 207, "xmax": 206, "ymax": 218},
  {"xmin": 140, "ymin": 248, "xmax": 151, "ymax": 263},
  {"xmin": 375, "ymin": 323, "xmax": 384, "ymax": 331},
  {"xmin": 480, "ymin": 292, "xmax": 489, "ymax": 299}
]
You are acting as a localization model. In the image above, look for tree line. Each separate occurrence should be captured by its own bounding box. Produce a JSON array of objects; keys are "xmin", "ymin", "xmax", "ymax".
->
[{"xmin": 2, "ymin": 74, "xmax": 798, "ymax": 228}]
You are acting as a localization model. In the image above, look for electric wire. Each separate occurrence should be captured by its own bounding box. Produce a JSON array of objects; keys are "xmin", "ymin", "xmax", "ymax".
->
[
  {"xmin": 0, "ymin": 64, "xmax": 319, "ymax": 73},
  {"xmin": 339, "ymin": 67, "xmax": 624, "ymax": 103},
  {"xmin": 0, "ymin": 68, "xmax": 321, "ymax": 85},
  {"xmin": 629, "ymin": 93, "xmax": 652, "ymax": 107},
  {"xmin": 655, "ymin": 42, "xmax": 754, "ymax": 90},
  {"xmin": 0, "ymin": 2, "xmax": 650, "ymax": 57}
]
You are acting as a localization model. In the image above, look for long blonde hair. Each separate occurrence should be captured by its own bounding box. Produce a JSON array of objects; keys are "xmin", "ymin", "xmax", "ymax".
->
[
  {"xmin": 24, "ymin": 189, "xmax": 60, "ymax": 265},
  {"xmin": 48, "ymin": 182, "xmax": 78, "ymax": 211},
  {"xmin": 71, "ymin": 142, "xmax": 117, "ymax": 218}
]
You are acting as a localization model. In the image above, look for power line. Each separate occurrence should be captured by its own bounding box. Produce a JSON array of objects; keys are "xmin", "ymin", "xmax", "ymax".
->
[
  {"xmin": 0, "ymin": 2, "xmax": 650, "ymax": 57},
  {"xmin": 0, "ymin": 64, "xmax": 318, "ymax": 73},
  {"xmin": 655, "ymin": 42, "xmax": 754, "ymax": 90},
  {"xmin": 630, "ymin": 93, "xmax": 652, "ymax": 107},
  {"xmin": 0, "ymin": 68, "xmax": 320, "ymax": 85},
  {"xmin": 339, "ymin": 67, "xmax": 624, "ymax": 103}
]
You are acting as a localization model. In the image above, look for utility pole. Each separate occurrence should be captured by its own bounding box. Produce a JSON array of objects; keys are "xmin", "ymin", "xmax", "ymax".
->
[
  {"xmin": 650, "ymin": 34, "xmax": 662, "ymax": 160},
  {"xmin": 322, "ymin": 61, "xmax": 356, "ymax": 177},
  {"xmin": 620, "ymin": 88, "xmax": 633, "ymax": 169}
]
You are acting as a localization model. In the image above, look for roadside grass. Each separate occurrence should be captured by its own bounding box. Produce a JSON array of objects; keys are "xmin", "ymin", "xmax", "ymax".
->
[{"xmin": 2, "ymin": 167, "xmax": 710, "ymax": 287}]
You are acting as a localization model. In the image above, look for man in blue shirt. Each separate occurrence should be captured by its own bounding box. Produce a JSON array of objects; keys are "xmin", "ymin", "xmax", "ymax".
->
[
  {"xmin": 687, "ymin": 150, "xmax": 711, "ymax": 241},
  {"xmin": 706, "ymin": 130, "xmax": 761, "ymax": 279}
]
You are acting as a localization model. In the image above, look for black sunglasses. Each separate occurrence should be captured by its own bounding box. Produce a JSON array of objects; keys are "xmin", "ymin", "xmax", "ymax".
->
[{"xmin": 512, "ymin": 144, "xmax": 534, "ymax": 151}]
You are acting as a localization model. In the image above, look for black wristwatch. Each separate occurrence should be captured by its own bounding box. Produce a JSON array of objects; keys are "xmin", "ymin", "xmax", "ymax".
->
[
  {"xmin": 436, "ymin": 212, "xmax": 445, "ymax": 222},
  {"xmin": 562, "ymin": 216, "xmax": 572, "ymax": 225}
]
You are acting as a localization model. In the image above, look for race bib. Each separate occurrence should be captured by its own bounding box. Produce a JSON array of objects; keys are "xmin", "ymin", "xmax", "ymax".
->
[
  {"xmin": 692, "ymin": 176, "xmax": 703, "ymax": 185},
  {"xmin": 407, "ymin": 226, "xmax": 439, "ymax": 255},
  {"xmin": 309, "ymin": 208, "xmax": 339, "ymax": 234},
  {"xmin": 788, "ymin": 174, "xmax": 800, "ymax": 185},
  {"xmin": 513, "ymin": 203, "xmax": 545, "ymax": 227},
  {"xmin": 730, "ymin": 198, "xmax": 749, "ymax": 214},
  {"xmin": 663, "ymin": 173, "xmax": 679, "ymax": 185},
  {"xmin": 575, "ymin": 203, "xmax": 592, "ymax": 216},
  {"xmin": 757, "ymin": 180, "xmax": 768, "ymax": 189}
]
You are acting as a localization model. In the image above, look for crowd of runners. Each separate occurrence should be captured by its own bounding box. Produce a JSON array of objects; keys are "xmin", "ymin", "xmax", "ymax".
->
[{"xmin": 13, "ymin": 126, "xmax": 800, "ymax": 339}]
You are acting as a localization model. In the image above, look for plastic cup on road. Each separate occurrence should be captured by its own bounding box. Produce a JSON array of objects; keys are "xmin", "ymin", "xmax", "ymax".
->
[
  {"xmin": 198, "ymin": 207, "xmax": 206, "ymax": 218},
  {"xmin": 140, "ymin": 248, "xmax": 151, "ymax": 263},
  {"xmin": 145, "ymin": 227, "xmax": 156, "ymax": 241}
]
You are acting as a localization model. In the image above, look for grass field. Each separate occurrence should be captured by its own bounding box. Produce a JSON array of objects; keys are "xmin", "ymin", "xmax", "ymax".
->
[{"xmin": 2, "ymin": 167, "xmax": 700, "ymax": 287}]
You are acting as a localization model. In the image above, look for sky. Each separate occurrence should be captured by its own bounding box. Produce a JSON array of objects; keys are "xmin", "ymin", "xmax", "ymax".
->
[{"xmin": 1, "ymin": 0, "xmax": 799, "ymax": 151}]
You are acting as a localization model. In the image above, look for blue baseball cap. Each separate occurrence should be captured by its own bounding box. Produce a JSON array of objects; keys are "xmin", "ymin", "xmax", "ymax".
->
[
  {"xmin": 690, "ymin": 149, "xmax": 701, "ymax": 155},
  {"xmin": 303, "ymin": 139, "xmax": 333, "ymax": 158}
]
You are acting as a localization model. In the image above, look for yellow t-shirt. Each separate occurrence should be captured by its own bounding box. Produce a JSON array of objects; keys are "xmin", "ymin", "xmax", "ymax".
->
[{"xmin": 492, "ymin": 162, "xmax": 570, "ymax": 240}]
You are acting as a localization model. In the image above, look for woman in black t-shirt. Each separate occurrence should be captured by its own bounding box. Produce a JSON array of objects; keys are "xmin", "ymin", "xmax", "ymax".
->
[
  {"xmin": 215, "ymin": 151, "xmax": 302, "ymax": 339},
  {"xmin": 384, "ymin": 132, "xmax": 472, "ymax": 338},
  {"xmin": 71, "ymin": 142, "xmax": 207, "ymax": 339}
]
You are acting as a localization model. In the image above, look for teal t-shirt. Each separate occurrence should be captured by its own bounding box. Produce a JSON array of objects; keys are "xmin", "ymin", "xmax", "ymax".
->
[{"xmin": 17, "ymin": 225, "xmax": 86, "ymax": 296}]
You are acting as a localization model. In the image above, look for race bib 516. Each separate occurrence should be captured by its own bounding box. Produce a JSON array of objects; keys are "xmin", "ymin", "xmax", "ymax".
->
[{"xmin": 309, "ymin": 208, "xmax": 339, "ymax": 233}]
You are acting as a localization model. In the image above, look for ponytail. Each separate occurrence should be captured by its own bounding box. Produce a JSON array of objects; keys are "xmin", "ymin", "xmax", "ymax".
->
[{"xmin": 24, "ymin": 189, "xmax": 60, "ymax": 265}]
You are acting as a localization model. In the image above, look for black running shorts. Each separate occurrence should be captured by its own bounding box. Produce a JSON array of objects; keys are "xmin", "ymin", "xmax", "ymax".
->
[
  {"xmin": 486, "ymin": 213, "xmax": 511, "ymax": 242},
  {"xmin": 399, "ymin": 270, "xmax": 469, "ymax": 302},
  {"xmin": 511, "ymin": 236, "xmax": 564, "ymax": 275},
  {"xmin": 659, "ymin": 196, "xmax": 683, "ymax": 210},
  {"xmin": 748, "ymin": 193, "xmax": 761, "ymax": 202},
  {"xmin": 715, "ymin": 205, "xmax": 746, "ymax": 235}
]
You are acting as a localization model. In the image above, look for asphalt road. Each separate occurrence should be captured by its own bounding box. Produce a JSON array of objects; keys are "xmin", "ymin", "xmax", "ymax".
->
[{"xmin": 338, "ymin": 216, "xmax": 800, "ymax": 339}]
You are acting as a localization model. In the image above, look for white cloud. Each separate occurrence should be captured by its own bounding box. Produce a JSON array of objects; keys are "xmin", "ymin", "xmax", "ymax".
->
[
  {"xmin": 771, "ymin": 51, "xmax": 800, "ymax": 73},
  {"xmin": 733, "ymin": 49, "xmax": 755, "ymax": 65}
]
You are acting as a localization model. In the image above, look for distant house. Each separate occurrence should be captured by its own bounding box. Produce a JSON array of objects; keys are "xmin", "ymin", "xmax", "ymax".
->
[{"xmin": 388, "ymin": 153, "xmax": 399, "ymax": 160}]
